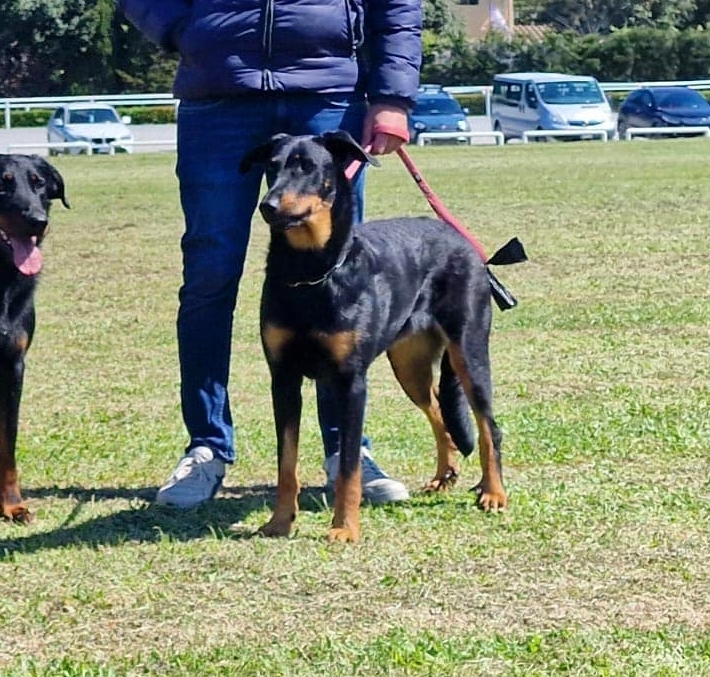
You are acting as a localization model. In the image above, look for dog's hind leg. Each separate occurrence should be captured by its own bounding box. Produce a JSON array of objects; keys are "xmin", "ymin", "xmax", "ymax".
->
[
  {"xmin": 387, "ymin": 330, "xmax": 461, "ymax": 492},
  {"xmin": 446, "ymin": 336, "xmax": 507, "ymax": 511}
]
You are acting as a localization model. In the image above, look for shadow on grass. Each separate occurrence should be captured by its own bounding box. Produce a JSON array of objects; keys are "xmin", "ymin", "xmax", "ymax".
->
[
  {"xmin": 0, "ymin": 484, "xmax": 333, "ymax": 558},
  {"xmin": 0, "ymin": 485, "xmax": 478, "ymax": 558}
]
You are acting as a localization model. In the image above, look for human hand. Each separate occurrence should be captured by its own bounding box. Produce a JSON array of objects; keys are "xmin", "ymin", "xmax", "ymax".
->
[{"xmin": 362, "ymin": 103, "xmax": 410, "ymax": 155}]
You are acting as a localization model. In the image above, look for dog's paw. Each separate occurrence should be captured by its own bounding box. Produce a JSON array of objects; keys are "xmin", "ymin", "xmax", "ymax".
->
[
  {"xmin": 471, "ymin": 482, "xmax": 507, "ymax": 511},
  {"xmin": 256, "ymin": 515, "xmax": 294, "ymax": 538},
  {"xmin": 327, "ymin": 526, "xmax": 360, "ymax": 544},
  {"xmin": 3, "ymin": 504, "xmax": 32, "ymax": 524},
  {"xmin": 423, "ymin": 467, "xmax": 459, "ymax": 492}
]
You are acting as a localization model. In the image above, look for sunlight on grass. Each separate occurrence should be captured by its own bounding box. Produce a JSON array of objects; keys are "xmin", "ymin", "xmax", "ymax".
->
[{"xmin": 1, "ymin": 141, "xmax": 709, "ymax": 675}]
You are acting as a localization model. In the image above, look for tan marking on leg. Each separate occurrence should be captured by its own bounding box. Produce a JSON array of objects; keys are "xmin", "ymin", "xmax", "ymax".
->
[
  {"xmin": 328, "ymin": 461, "xmax": 361, "ymax": 543},
  {"xmin": 447, "ymin": 344, "xmax": 506, "ymax": 511},
  {"xmin": 0, "ymin": 416, "xmax": 30, "ymax": 523},
  {"xmin": 473, "ymin": 413, "xmax": 507, "ymax": 511},
  {"xmin": 262, "ymin": 323, "xmax": 295, "ymax": 363},
  {"xmin": 14, "ymin": 331, "xmax": 29, "ymax": 355},
  {"xmin": 258, "ymin": 421, "xmax": 300, "ymax": 537},
  {"xmin": 387, "ymin": 332, "xmax": 459, "ymax": 491},
  {"xmin": 446, "ymin": 344, "xmax": 474, "ymax": 395},
  {"xmin": 312, "ymin": 330, "xmax": 357, "ymax": 366},
  {"xmin": 422, "ymin": 390, "xmax": 460, "ymax": 492}
]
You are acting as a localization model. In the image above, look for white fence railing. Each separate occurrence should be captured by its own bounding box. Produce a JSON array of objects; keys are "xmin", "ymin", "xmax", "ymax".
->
[
  {"xmin": 624, "ymin": 125, "xmax": 710, "ymax": 140},
  {"xmin": 4, "ymin": 80, "xmax": 710, "ymax": 129},
  {"xmin": 109, "ymin": 139, "xmax": 177, "ymax": 153},
  {"xmin": 1, "ymin": 93, "xmax": 177, "ymax": 129},
  {"xmin": 522, "ymin": 129, "xmax": 610, "ymax": 143},
  {"xmin": 416, "ymin": 130, "xmax": 504, "ymax": 146},
  {"xmin": 446, "ymin": 79, "xmax": 710, "ymax": 117},
  {"xmin": 6, "ymin": 140, "xmax": 94, "ymax": 154}
]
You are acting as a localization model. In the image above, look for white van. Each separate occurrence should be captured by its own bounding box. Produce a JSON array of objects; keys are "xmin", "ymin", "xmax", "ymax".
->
[{"xmin": 490, "ymin": 72, "xmax": 616, "ymax": 141}]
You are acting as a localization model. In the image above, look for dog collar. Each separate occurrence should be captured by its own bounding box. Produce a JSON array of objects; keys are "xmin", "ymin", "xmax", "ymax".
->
[{"xmin": 285, "ymin": 249, "xmax": 350, "ymax": 288}]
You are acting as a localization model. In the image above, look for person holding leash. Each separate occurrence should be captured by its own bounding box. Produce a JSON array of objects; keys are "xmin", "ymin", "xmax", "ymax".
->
[{"xmin": 117, "ymin": 0, "xmax": 422, "ymax": 507}]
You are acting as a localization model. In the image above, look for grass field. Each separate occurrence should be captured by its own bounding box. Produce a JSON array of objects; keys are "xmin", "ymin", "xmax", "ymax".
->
[{"xmin": 1, "ymin": 139, "xmax": 709, "ymax": 676}]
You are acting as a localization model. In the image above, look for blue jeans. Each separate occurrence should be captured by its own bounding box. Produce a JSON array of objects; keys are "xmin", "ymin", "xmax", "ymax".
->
[{"xmin": 176, "ymin": 93, "xmax": 367, "ymax": 463}]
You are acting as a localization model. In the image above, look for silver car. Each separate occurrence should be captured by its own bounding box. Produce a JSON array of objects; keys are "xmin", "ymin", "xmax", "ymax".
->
[{"xmin": 47, "ymin": 102, "xmax": 134, "ymax": 155}]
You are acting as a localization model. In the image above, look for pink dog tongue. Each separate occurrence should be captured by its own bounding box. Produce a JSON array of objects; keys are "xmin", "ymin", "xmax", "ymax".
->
[{"xmin": 11, "ymin": 236, "xmax": 42, "ymax": 275}]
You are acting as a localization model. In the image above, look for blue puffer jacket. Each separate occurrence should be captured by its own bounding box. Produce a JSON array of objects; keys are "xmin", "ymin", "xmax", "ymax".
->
[{"xmin": 117, "ymin": 0, "xmax": 422, "ymax": 108}]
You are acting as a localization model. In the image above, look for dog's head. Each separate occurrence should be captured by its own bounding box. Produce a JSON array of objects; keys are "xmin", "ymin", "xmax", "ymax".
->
[
  {"xmin": 240, "ymin": 131, "xmax": 377, "ymax": 250},
  {"xmin": 0, "ymin": 154, "xmax": 70, "ymax": 276}
]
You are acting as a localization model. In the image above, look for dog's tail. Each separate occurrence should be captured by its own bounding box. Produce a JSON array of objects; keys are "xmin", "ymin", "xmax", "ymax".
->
[{"xmin": 439, "ymin": 352, "xmax": 475, "ymax": 457}]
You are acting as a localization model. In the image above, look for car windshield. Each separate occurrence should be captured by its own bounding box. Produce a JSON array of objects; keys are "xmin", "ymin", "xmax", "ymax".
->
[
  {"xmin": 412, "ymin": 98, "xmax": 462, "ymax": 115},
  {"xmin": 68, "ymin": 108, "xmax": 119, "ymax": 124},
  {"xmin": 537, "ymin": 81, "xmax": 605, "ymax": 105},
  {"xmin": 655, "ymin": 89, "xmax": 710, "ymax": 110}
]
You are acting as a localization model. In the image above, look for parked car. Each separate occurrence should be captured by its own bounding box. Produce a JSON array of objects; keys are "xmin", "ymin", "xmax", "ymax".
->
[
  {"xmin": 407, "ymin": 85, "xmax": 470, "ymax": 144},
  {"xmin": 47, "ymin": 102, "xmax": 134, "ymax": 155},
  {"xmin": 616, "ymin": 86, "xmax": 710, "ymax": 138},
  {"xmin": 491, "ymin": 72, "xmax": 615, "ymax": 142}
]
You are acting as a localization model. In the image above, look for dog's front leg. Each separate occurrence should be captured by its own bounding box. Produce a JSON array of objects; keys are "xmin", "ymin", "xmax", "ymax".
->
[
  {"xmin": 258, "ymin": 366, "xmax": 303, "ymax": 538},
  {"xmin": 328, "ymin": 374, "xmax": 365, "ymax": 544},
  {"xmin": 0, "ymin": 358, "xmax": 31, "ymax": 523}
]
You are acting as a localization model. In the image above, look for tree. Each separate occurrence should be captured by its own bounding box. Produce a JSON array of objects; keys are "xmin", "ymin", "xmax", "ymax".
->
[
  {"xmin": 421, "ymin": 0, "xmax": 474, "ymax": 81},
  {"xmin": 0, "ymin": 0, "xmax": 116, "ymax": 96},
  {"xmin": 112, "ymin": 9, "xmax": 178, "ymax": 93},
  {"xmin": 517, "ymin": 0, "xmax": 698, "ymax": 33}
]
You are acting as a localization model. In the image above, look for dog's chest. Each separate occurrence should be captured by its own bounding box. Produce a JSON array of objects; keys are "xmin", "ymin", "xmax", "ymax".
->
[
  {"xmin": 0, "ymin": 277, "xmax": 34, "ymax": 358},
  {"xmin": 261, "ymin": 280, "xmax": 366, "ymax": 379},
  {"xmin": 263, "ymin": 322, "xmax": 358, "ymax": 380}
]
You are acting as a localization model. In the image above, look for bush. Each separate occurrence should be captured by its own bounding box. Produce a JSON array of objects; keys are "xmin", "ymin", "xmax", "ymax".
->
[
  {"xmin": 422, "ymin": 26, "xmax": 710, "ymax": 86},
  {"xmin": 455, "ymin": 93, "xmax": 486, "ymax": 115},
  {"xmin": 8, "ymin": 104, "xmax": 176, "ymax": 128}
]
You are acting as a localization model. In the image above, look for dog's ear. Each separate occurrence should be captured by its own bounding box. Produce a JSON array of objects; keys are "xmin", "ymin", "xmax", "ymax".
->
[
  {"xmin": 319, "ymin": 130, "xmax": 380, "ymax": 168},
  {"xmin": 31, "ymin": 155, "xmax": 70, "ymax": 209},
  {"xmin": 239, "ymin": 133, "xmax": 291, "ymax": 173}
]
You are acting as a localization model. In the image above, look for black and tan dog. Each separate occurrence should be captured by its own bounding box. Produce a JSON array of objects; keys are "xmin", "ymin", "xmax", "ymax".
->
[
  {"xmin": 240, "ymin": 131, "xmax": 506, "ymax": 543},
  {"xmin": 0, "ymin": 154, "xmax": 69, "ymax": 523}
]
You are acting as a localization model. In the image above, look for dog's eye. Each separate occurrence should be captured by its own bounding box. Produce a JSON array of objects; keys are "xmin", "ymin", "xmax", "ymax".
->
[
  {"xmin": 300, "ymin": 157, "xmax": 316, "ymax": 172},
  {"xmin": 265, "ymin": 161, "xmax": 279, "ymax": 187},
  {"xmin": 0, "ymin": 172, "xmax": 13, "ymax": 194},
  {"xmin": 29, "ymin": 173, "xmax": 45, "ymax": 188}
]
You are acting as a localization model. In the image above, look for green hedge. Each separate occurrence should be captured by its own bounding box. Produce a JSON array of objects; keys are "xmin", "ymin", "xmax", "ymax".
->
[
  {"xmin": 456, "ymin": 93, "xmax": 486, "ymax": 115},
  {"xmin": 7, "ymin": 90, "xmax": 710, "ymax": 128},
  {"xmin": 9, "ymin": 105, "xmax": 177, "ymax": 128}
]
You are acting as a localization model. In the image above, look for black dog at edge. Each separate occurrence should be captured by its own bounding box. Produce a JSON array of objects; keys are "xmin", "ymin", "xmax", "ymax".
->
[
  {"xmin": 0, "ymin": 154, "xmax": 69, "ymax": 523},
  {"xmin": 240, "ymin": 130, "xmax": 514, "ymax": 543}
]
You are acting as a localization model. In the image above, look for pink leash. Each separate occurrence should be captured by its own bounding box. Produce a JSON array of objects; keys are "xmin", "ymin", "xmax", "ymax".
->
[
  {"xmin": 344, "ymin": 125, "xmax": 526, "ymax": 310},
  {"xmin": 344, "ymin": 125, "xmax": 488, "ymax": 261}
]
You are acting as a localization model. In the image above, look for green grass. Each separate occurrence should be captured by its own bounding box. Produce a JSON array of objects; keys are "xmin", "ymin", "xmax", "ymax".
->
[{"xmin": 1, "ymin": 140, "xmax": 709, "ymax": 676}]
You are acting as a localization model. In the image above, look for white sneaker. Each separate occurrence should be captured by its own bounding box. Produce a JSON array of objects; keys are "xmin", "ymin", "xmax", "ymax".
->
[
  {"xmin": 154, "ymin": 446, "xmax": 225, "ymax": 508},
  {"xmin": 324, "ymin": 446, "xmax": 409, "ymax": 505}
]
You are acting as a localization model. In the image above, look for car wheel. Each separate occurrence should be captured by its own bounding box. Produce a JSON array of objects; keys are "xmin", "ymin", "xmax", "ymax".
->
[
  {"xmin": 493, "ymin": 120, "xmax": 507, "ymax": 144},
  {"xmin": 617, "ymin": 121, "xmax": 627, "ymax": 140}
]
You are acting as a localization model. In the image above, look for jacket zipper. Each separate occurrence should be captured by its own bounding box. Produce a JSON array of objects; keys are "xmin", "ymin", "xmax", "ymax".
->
[{"xmin": 262, "ymin": 0, "xmax": 275, "ymax": 89}]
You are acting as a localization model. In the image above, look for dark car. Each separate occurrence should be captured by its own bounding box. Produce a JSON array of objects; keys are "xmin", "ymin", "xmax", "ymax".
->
[
  {"xmin": 617, "ymin": 86, "xmax": 710, "ymax": 138},
  {"xmin": 408, "ymin": 85, "xmax": 470, "ymax": 144}
]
